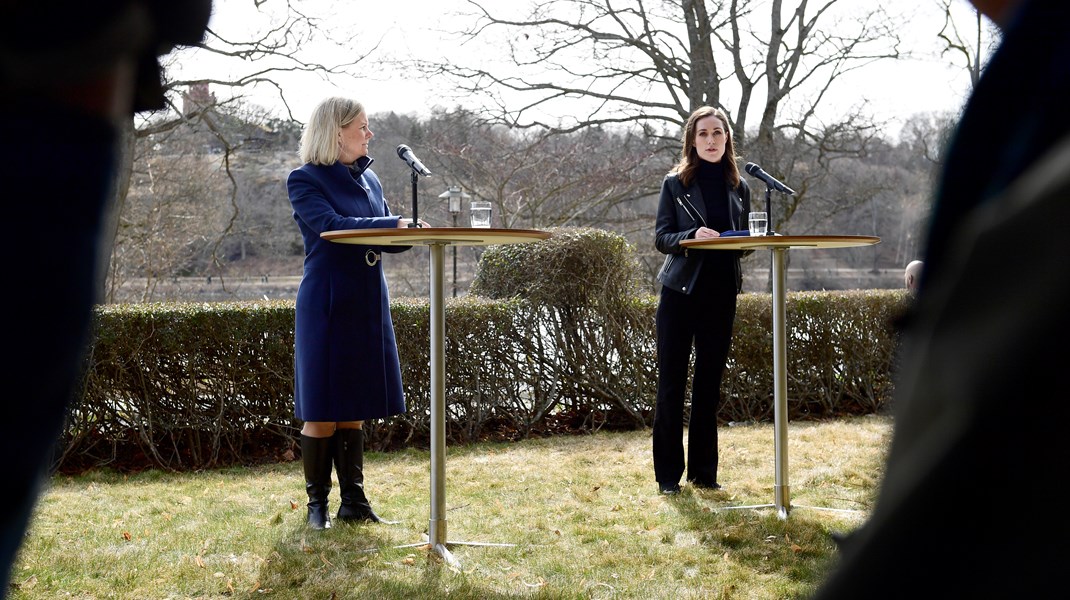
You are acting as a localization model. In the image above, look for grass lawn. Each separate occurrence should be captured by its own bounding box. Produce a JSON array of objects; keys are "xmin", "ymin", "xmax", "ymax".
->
[{"xmin": 11, "ymin": 415, "xmax": 891, "ymax": 599}]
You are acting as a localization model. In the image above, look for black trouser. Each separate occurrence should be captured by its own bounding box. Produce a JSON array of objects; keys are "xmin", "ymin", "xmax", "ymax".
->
[{"xmin": 652, "ymin": 277, "xmax": 737, "ymax": 486}]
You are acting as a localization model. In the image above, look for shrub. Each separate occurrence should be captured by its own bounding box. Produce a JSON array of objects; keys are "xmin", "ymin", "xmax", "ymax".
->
[{"xmin": 60, "ymin": 228, "xmax": 909, "ymax": 473}]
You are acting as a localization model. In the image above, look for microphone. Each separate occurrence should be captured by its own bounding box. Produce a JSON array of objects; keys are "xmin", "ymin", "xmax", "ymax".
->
[
  {"xmin": 744, "ymin": 162, "xmax": 795, "ymax": 195},
  {"xmin": 396, "ymin": 144, "xmax": 432, "ymax": 177}
]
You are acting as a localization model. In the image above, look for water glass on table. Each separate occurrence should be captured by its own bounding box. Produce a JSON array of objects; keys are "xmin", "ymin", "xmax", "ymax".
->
[
  {"xmin": 469, "ymin": 201, "xmax": 492, "ymax": 228},
  {"xmin": 748, "ymin": 211, "xmax": 768, "ymax": 236}
]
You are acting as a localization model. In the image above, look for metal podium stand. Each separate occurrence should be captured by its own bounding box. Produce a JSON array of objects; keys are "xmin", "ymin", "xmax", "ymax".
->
[
  {"xmin": 681, "ymin": 234, "xmax": 880, "ymax": 519},
  {"xmin": 323, "ymin": 227, "xmax": 551, "ymax": 564}
]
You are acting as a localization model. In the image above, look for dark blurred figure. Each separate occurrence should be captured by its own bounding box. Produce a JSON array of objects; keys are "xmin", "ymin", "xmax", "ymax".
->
[
  {"xmin": 814, "ymin": 0, "xmax": 1070, "ymax": 597},
  {"xmin": 0, "ymin": 3, "xmax": 211, "ymax": 595}
]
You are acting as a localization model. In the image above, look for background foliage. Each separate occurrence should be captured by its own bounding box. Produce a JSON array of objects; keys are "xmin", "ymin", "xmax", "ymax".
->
[
  {"xmin": 63, "ymin": 228, "xmax": 907, "ymax": 474},
  {"xmin": 102, "ymin": 1, "xmax": 1001, "ymax": 305}
]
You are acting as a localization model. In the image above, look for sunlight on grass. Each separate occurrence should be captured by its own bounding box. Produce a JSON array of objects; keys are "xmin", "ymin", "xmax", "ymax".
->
[{"xmin": 12, "ymin": 416, "xmax": 891, "ymax": 599}]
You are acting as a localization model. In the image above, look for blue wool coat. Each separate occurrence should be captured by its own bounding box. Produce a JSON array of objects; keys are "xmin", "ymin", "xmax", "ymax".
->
[{"xmin": 286, "ymin": 159, "xmax": 408, "ymax": 422}]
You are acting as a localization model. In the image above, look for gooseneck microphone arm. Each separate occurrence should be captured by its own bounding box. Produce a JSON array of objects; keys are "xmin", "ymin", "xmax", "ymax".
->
[
  {"xmin": 745, "ymin": 162, "xmax": 794, "ymax": 235},
  {"xmin": 397, "ymin": 144, "xmax": 432, "ymax": 177},
  {"xmin": 764, "ymin": 186, "xmax": 774, "ymax": 235},
  {"xmin": 397, "ymin": 144, "xmax": 431, "ymax": 228},
  {"xmin": 744, "ymin": 162, "xmax": 795, "ymax": 195}
]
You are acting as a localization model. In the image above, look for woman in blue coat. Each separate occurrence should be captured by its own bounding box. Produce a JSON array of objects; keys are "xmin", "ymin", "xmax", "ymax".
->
[{"xmin": 287, "ymin": 97, "xmax": 424, "ymax": 529}]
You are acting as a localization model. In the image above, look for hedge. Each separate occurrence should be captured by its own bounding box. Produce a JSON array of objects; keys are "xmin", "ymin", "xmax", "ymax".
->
[{"xmin": 58, "ymin": 227, "xmax": 908, "ymax": 473}]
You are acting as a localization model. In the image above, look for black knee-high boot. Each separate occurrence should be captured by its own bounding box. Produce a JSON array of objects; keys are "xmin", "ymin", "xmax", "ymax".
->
[
  {"xmin": 301, "ymin": 434, "xmax": 333, "ymax": 529},
  {"xmin": 334, "ymin": 428, "xmax": 382, "ymax": 523}
]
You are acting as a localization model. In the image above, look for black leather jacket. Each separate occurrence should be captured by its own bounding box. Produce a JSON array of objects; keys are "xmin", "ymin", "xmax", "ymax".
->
[{"xmin": 654, "ymin": 171, "xmax": 752, "ymax": 294}]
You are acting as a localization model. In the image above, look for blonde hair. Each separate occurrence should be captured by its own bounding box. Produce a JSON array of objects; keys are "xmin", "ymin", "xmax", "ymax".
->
[{"xmin": 298, "ymin": 97, "xmax": 365, "ymax": 165}]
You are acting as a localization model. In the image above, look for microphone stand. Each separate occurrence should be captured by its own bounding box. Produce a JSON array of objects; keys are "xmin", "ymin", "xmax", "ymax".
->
[
  {"xmin": 409, "ymin": 171, "xmax": 421, "ymax": 228},
  {"xmin": 764, "ymin": 185, "xmax": 775, "ymax": 235}
]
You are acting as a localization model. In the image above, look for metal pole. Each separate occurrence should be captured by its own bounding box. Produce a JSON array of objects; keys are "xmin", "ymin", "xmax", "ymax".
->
[
  {"xmin": 409, "ymin": 172, "xmax": 419, "ymax": 228},
  {"xmin": 429, "ymin": 243, "xmax": 448, "ymax": 551},
  {"xmin": 771, "ymin": 247, "xmax": 791, "ymax": 519},
  {"xmin": 451, "ymin": 213, "xmax": 458, "ymax": 297}
]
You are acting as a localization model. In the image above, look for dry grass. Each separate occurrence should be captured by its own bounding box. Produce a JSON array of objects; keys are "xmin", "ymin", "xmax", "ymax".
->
[{"xmin": 12, "ymin": 416, "xmax": 891, "ymax": 599}]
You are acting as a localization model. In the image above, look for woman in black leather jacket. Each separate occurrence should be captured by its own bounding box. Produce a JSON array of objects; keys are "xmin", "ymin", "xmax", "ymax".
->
[{"xmin": 652, "ymin": 106, "xmax": 751, "ymax": 495}]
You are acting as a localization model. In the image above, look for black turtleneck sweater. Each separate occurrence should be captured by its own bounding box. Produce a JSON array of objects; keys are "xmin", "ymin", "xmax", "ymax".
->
[
  {"xmin": 693, "ymin": 159, "xmax": 735, "ymax": 291},
  {"xmin": 696, "ymin": 160, "xmax": 731, "ymax": 233}
]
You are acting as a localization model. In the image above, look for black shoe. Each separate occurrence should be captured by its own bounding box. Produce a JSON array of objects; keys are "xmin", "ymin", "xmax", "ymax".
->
[
  {"xmin": 688, "ymin": 478, "xmax": 722, "ymax": 490},
  {"xmin": 658, "ymin": 482, "xmax": 681, "ymax": 495}
]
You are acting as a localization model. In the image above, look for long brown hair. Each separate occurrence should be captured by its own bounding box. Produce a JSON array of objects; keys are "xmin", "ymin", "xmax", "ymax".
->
[{"xmin": 670, "ymin": 106, "xmax": 741, "ymax": 188}]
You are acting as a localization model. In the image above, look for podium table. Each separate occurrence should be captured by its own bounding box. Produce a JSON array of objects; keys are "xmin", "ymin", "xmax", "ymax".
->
[
  {"xmin": 322, "ymin": 227, "xmax": 551, "ymax": 564},
  {"xmin": 681, "ymin": 234, "xmax": 880, "ymax": 518}
]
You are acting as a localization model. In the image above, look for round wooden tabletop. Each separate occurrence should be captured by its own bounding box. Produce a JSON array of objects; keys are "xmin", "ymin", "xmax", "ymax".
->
[
  {"xmin": 681, "ymin": 234, "xmax": 880, "ymax": 251},
  {"xmin": 322, "ymin": 227, "xmax": 551, "ymax": 247}
]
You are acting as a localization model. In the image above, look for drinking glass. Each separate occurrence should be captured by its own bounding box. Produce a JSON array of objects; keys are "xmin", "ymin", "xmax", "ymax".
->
[
  {"xmin": 748, "ymin": 211, "xmax": 768, "ymax": 236},
  {"xmin": 469, "ymin": 201, "xmax": 492, "ymax": 228}
]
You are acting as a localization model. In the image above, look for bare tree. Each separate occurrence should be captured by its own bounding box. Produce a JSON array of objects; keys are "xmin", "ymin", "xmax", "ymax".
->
[
  {"xmin": 936, "ymin": 0, "xmax": 1000, "ymax": 90},
  {"xmin": 899, "ymin": 110, "xmax": 958, "ymax": 168},
  {"xmin": 108, "ymin": 133, "xmax": 234, "ymax": 303},
  {"xmin": 101, "ymin": 3, "xmax": 378, "ymax": 302},
  {"xmin": 422, "ymin": 108, "xmax": 668, "ymax": 228},
  {"xmin": 415, "ymin": 1, "xmax": 902, "ymax": 145},
  {"xmin": 400, "ymin": 0, "xmax": 907, "ymax": 290}
]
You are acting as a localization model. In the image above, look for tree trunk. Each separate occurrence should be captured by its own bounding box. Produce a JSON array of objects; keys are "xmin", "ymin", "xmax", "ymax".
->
[{"xmin": 98, "ymin": 117, "xmax": 135, "ymax": 304}]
